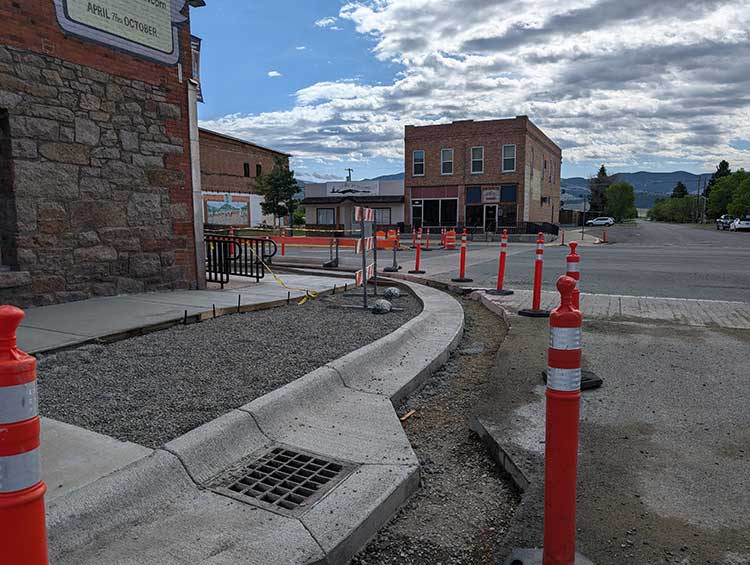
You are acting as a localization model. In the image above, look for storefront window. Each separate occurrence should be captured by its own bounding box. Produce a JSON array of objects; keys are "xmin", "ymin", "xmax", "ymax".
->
[
  {"xmin": 498, "ymin": 204, "xmax": 517, "ymax": 226},
  {"xmin": 466, "ymin": 205, "xmax": 483, "ymax": 228},
  {"xmin": 423, "ymin": 200, "xmax": 440, "ymax": 225},
  {"xmin": 316, "ymin": 208, "xmax": 335, "ymax": 225},
  {"xmin": 440, "ymin": 200, "xmax": 457, "ymax": 226}
]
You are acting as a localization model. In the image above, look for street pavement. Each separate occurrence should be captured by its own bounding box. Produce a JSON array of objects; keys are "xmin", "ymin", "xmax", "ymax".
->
[
  {"xmin": 478, "ymin": 312, "xmax": 750, "ymax": 564},
  {"xmin": 277, "ymin": 221, "xmax": 750, "ymax": 302}
]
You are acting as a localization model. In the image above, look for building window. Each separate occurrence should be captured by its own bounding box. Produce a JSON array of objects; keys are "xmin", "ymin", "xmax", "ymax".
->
[
  {"xmin": 466, "ymin": 186, "xmax": 482, "ymax": 204},
  {"xmin": 415, "ymin": 199, "xmax": 458, "ymax": 227},
  {"xmin": 499, "ymin": 203, "xmax": 517, "ymax": 226},
  {"xmin": 243, "ymin": 163, "xmax": 250, "ymax": 177},
  {"xmin": 501, "ymin": 184, "xmax": 517, "ymax": 202},
  {"xmin": 256, "ymin": 163, "xmax": 262, "ymax": 177},
  {"xmin": 471, "ymin": 146, "xmax": 484, "ymax": 174},
  {"xmin": 441, "ymin": 148, "xmax": 453, "ymax": 175},
  {"xmin": 502, "ymin": 144, "xmax": 516, "ymax": 172},
  {"xmin": 530, "ymin": 147, "xmax": 535, "ymax": 177},
  {"xmin": 316, "ymin": 208, "xmax": 335, "ymax": 225},
  {"xmin": 549, "ymin": 161, "xmax": 554, "ymax": 183},
  {"xmin": 413, "ymin": 150, "xmax": 425, "ymax": 176},
  {"xmin": 374, "ymin": 208, "xmax": 391, "ymax": 225},
  {"xmin": 466, "ymin": 205, "xmax": 483, "ymax": 228}
]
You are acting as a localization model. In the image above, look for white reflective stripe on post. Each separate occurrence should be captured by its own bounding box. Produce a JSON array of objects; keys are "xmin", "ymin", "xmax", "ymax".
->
[
  {"xmin": 0, "ymin": 448, "xmax": 41, "ymax": 493},
  {"xmin": 549, "ymin": 327, "xmax": 582, "ymax": 350},
  {"xmin": 547, "ymin": 367, "xmax": 582, "ymax": 391},
  {"xmin": 566, "ymin": 263, "xmax": 579, "ymax": 272},
  {"xmin": 537, "ymin": 244, "xmax": 543, "ymax": 251},
  {"xmin": 0, "ymin": 381, "xmax": 38, "ymax": 424}
]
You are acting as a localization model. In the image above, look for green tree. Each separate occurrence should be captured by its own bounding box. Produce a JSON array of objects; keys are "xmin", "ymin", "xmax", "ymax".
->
[
  {"xmin": 705, "ymin": 160, "xmax": 731, "ymax": 199},
  {"xmin": 727, "ymin": 173, "xmax": 750, "ymax": 217},
  {"xmin": 254, "ymin": 156, "xmax": 299, "ymax": 227},
  {"xmin": 587, "ymin": 164, "xmax": 611, "ymax": 214},
  {"xmin": 605, "ymin": 181, "xmax": 637, "ymax": 221},
  {"xmin": 648, "ymin": 196, "xmax": 699, "ymax": 223},
  {"xmin": 671, "ymin": 181, "xmax": 688, "ymax": 198}
]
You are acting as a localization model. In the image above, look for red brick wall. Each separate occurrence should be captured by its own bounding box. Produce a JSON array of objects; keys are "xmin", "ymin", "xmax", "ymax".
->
[
  {"xmin": 404, "ymin": 116, "xmax": 561, "ymax": 227},
  {"xmin": 200, "ymin": 129, "xmax": 289, "ymax": 195}
]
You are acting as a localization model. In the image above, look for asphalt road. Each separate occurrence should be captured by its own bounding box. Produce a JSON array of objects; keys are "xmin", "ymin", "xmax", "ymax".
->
[{"xmin": 274, "ymin": 221, "xmax": 750, "ymax": 301}]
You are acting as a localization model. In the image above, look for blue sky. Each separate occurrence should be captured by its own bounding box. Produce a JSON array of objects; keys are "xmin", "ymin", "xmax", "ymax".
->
[{"xmin": 192, "ymin": 1, "xmax": 750, "ymax": 181}]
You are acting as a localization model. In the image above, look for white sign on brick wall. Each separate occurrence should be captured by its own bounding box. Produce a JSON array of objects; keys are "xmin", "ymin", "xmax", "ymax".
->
[{"xmin": 53, "ymin": 0, "xmax": 189, "ymax": 65}]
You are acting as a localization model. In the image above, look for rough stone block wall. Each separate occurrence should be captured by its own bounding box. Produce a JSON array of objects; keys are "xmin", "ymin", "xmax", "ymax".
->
[{"xmin": 0, "ymin": 43, "xmax": 196, "ymax": 307}]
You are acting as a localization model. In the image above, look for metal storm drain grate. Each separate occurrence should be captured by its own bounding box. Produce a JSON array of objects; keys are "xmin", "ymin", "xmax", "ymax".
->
[{"xmin": 210, "ymin": 445, "xmax": 356, "ymax": 516}]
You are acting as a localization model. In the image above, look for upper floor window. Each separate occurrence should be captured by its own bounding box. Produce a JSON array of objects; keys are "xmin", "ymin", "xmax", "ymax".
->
[
  {"xmin": 256, "ymin": 164, "xmax": 262, "ymax": 177},
  {"xmin": 412, "ymin": 150, "xmax": 425, "ymax": 176},
  {"xmin": 441, "ymin": 148, "xmax": 453, "ymax": 175},
  {"xmin": 243, "ymin": 163, "xmax": 251, "ymax": 177},
  {"xmin": 530, "ymin": 147, "xmax": 535, "ymax": 178},
  {"xmin": 502, "ymin": 144, "xmax": 516, "ymax": 172},
  {"xmin": 471, "ymin": 146, "xmax": 484, "ymax": 174}
]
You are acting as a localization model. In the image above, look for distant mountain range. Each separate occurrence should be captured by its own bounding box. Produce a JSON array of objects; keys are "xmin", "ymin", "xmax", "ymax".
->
[{"xmin": 359, "ymin": 170, "xmax": 713, "ymax": 209}]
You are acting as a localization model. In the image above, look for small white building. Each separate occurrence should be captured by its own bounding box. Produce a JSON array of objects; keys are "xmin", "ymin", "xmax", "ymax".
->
[{"xmin": 302, "ymin": 180, "xmax": 405, "ymax": 231}]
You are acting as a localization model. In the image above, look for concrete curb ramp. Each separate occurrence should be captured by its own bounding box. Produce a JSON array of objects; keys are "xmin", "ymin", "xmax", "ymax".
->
[{"xmin": 47, "ymin": 279, "xmax": 464, "ymax": 564}]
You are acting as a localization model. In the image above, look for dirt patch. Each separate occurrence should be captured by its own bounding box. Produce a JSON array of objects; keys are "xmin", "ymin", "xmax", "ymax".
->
[{"xmin": 352, "ymin": 299, "xmax": 519, "ymax": 565}]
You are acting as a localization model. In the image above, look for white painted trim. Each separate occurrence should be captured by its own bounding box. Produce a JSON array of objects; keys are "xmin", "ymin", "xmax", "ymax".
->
[
  {"xmin": 470, "ymin": 146, "xmax": 484, "ymax": 174},
  {"xmin": 412, "ymin": 150, "xmax": 425, "ymax": 177},
  {"xmin": 502, "ymin": 144, "xmax": 517, "ymax": 172},
  {"xmin": 187, "ymin": 80, "xmax": 206, "ymax": 289},
  {"xmin": 440, "ymin": 148, "xmax": 454, "ymax": 175}
]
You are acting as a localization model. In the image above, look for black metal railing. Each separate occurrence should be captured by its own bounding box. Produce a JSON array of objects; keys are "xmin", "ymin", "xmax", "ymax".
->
[{"xmin": 205, "ymin": 234, "xmax": 278, "ymax": 288}]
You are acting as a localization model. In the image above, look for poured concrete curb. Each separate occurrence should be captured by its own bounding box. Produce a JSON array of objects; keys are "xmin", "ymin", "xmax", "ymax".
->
[{"xmin": 47, "ymin": 279, "xmax": 463, "ymax": 564}]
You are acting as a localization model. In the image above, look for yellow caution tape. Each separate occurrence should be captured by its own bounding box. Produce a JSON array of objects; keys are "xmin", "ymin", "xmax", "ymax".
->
[{"xmin": 243, "ymin": 244, "xmax": 319, "ymax": 305}]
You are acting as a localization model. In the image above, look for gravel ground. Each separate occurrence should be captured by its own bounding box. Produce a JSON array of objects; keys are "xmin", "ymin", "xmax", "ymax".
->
[
  {"xmin": 352, "ymin": 299, "xmax": 519, "ymax": 565},
  {"xmin": 37, "ymin": 286, "xmax": 420, "ymax": 448}
]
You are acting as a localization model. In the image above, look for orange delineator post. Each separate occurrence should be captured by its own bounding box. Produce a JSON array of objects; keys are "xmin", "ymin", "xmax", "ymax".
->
[
  {"xmin": 519, "ymin": 232, "xmax": 550, "ymax": 317},
  {"xmin": 602, "ymin": 229, "xmax": 607, "ymax": 243},
  {"xmin": 408, "ymin": 228, "xmax": 425, "ymax": 274},
  {"xmin": 424, "ymin": 228, "xmax": 430, "ymax": 251},
  {"xmin": 451, "ymin": 228, "xmax": 473, "ymax": 283},
  {"xmin": 561, "ymin": 230, "xmax": 565, "ymax": 246},
  {"xmin": 229, "ymin": 226, "xmax": 235, "ymax": 256},
  {"xmin": 566, "ymin": 241, "xmax": 581, "ymax": 310},
  {"xmin": 411, "ymin": 228, "xmax": 417, "ymax": 249},
  {"xmin": 543, "ymin": 276, "xmax": 583, "ymax": 565},
  {"xmin": 0, "ymin": 306, "xmax": 49, "ymax": 565},
  {"xmin": 441, "ymin": 227, "xmax": 446, "ymax": 247},
  {"xmin": 486, "ymin": 229, "xmax": 513, "ymax": 296}
]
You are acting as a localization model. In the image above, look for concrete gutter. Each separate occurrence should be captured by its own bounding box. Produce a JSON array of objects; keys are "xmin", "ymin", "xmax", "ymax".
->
[{"xmin": 47, "ymin": 279, "xmax": 464, "ymax": 564}]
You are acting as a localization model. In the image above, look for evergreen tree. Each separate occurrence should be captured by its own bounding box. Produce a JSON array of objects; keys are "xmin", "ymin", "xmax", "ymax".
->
[
  {"xmin": 254, "ymin": 157, "xmax": 299, "ymax": 227},
  {"xmin": 587, "ymin": 165, "xmax": 611, "ymax": 214},
  {"xmin": 705, "ymin": 160, "xmax": 731, "ymax": 199},
  {"xmin": 671, "ymin": 181, "xmax": 688, "ymax": 198}
]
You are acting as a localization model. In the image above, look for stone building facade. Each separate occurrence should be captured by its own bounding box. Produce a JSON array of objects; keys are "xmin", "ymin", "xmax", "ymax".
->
[
  {"xmin": 0, "ymin": 2, "xmax": 204, "ymax": 307},
  {"xmin": 404, "ymin": 116, "xmax": 561, "ymax": 231}
]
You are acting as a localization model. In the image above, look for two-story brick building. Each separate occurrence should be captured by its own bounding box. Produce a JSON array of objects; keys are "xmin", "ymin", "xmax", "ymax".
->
[
  {"xmin": 0, "ymin": 1, "xmax": 207, "ymax": 307},
  {"xmin": 404, "ymin": 116, "xmax": 561, "ymax": 232},
  {"xmin": 199, "ymin": 128, "xmax": 290, "ymax": 227}
]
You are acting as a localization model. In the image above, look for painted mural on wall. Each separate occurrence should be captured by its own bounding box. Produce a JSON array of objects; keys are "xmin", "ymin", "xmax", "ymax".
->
[
  {"xmin": 206, "ymin": 199, "xmax": 249, "ymax": 226},
  {"xmin": 53, "ymin": 0, "xmax": 189, "ymax": 65}
]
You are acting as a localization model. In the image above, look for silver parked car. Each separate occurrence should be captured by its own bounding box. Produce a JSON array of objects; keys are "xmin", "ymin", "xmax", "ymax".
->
[
  {"xmin": 715, "ymin": 214, "xmax": 735, "ymax": 230},
  {"xmin": 729, "ymin": 215, "xmax": 750, "ymax": 232},
  {"xmin": 585, "ymin": 216, "xmax": 615, "ymax": 226}
]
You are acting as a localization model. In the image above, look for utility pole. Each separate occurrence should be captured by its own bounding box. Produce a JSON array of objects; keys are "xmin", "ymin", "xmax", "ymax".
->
[{"xmin": 346, "ymin": 168, "xmax": 354, "ymax": 182}]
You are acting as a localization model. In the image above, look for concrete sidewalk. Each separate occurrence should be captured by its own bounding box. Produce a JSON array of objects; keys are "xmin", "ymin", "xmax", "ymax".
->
[
  {"xmin": 19, "ymin": 273, "xmax": 347, "ymax": 354},
  {"xmin": 480, "ymin": 289, "xmax": 750, "ymax": 330}
]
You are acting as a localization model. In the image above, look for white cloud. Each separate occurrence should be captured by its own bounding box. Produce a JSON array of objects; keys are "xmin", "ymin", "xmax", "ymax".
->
[
  {"xmin": 296, "ymin": 46, "xmax": 306, "ymax": 50},
  {"xmin": 206, "ymin": 0, "xmax": 750, "ymax": 175},
  {"xmin": 314, "ymin": 16, "xmax": 338, "ymax": 28},
  {"xmin": 267, "ymin": 70, "xmax": 282, "ymax": 78}
]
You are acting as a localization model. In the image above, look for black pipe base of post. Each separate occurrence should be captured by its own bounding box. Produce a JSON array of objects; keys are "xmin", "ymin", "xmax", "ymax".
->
[
  {"xmin": 451, "ymin": 277, "xmax": 474, "ymax": 283},
  {"xmin": 408, "ymin": 269, "xmax": 426, "ymax": 274},
  {"xmin": 383, "ymin": 266, "xmax": 399, "ymax": 272},
  {"xmin": 486, "ymin": 289, "xmax": 514, "ymax": 296},
  {"xmin": 518, "ymin": 308, "xmax": 550, "ymax": 318}
]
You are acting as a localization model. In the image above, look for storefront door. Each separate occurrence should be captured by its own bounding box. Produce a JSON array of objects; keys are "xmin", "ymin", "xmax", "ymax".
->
[{"xmin": 484, "ymin": 205, "xmax": 498, "ymax": 232}]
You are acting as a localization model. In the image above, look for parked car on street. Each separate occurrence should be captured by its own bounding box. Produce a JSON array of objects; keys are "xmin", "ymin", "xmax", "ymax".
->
[
  {"xmin": 729, "ymin": 215, "xmax": 750, "ymax": 232},
  {"xmin": 585, "ymin": 217, "xmax": 615, "ymax": 226},
  {"xmin": 715, "ymin": 214, "xmax": 736, "ymax": 230}
]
